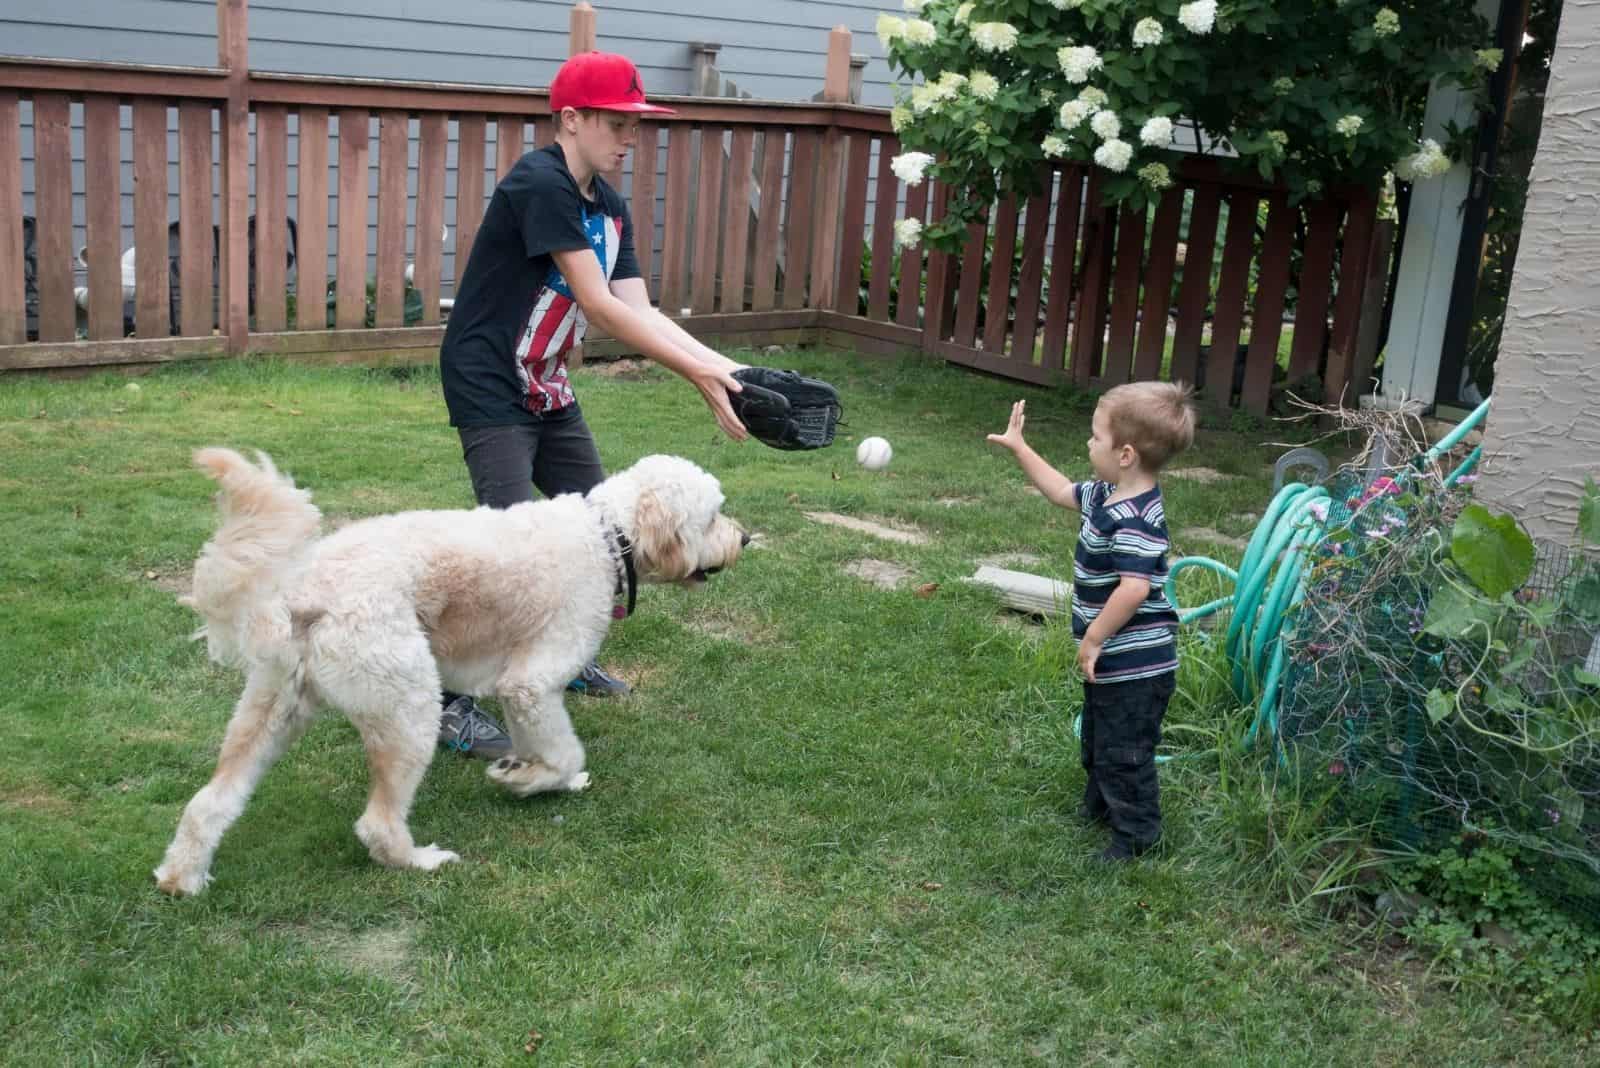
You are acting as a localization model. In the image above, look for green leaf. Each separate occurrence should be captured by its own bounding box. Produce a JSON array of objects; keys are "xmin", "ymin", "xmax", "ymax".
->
[
  {"xmin": 1576, "ymin": 668, "xmax": 1600, "ymax": 688},
  {"xmin": 1451, "ymin": 503, "xmax": 1533, "ymax": 598},
  {"xmin": 1422, "ymin": 580, "xmax": 1503, "ymax": 641},
  {"xmin": 1426, "ymin": 688, "xmax": 1455, "ymax": 725},
  {"xmin": 1580, "ymin": 476, "xmax": 1600, "ymax": 546}
]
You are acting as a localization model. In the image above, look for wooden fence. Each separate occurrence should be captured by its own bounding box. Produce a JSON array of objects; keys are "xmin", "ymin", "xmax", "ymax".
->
[{"xmin": 0, "ymin": 0, "xmax": 1390, "ymax": 413}]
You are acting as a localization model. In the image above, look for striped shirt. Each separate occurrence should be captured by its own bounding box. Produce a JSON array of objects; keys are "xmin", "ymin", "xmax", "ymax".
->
[{"xmin": 1071, "ymin": 480, "xmax": 1179, "ymax": 682}]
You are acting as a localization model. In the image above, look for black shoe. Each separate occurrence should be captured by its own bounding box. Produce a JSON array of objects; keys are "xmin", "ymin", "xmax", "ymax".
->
[
  {"xmin": 437, "ymin": 696, "xmax": 514, "ymax": 760},
  {"xmin": 1076, "ymin": 803, "xmax": 1109, "ymax": 826},
  {"xmin": 1097, "ymin": 839, "xmax": 1155, "ymax": 864},
  {"xmin": 567, "ymin": 662, "xmax": 631, "ymax": 697}
]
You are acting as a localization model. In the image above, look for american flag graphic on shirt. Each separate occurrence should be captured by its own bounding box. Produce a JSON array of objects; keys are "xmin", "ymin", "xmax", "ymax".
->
[{"xmin": 515, "ymin": 207, "xmax": 623, "ymax": 413}]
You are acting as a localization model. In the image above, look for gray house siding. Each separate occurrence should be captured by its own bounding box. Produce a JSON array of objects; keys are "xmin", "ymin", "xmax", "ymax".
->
[
  {"xmin": 2, "ymin": 0, "xmax": 900, "ymax": 103},
  {"xmin": 4, "ymin": 0, "xmax": 905, "ymax": 310}
]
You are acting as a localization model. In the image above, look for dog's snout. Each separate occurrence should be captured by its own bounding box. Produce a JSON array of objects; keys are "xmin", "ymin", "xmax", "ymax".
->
[{"xmin": 740, "ymin": 531, "xmax": 752, "ymax": 548}]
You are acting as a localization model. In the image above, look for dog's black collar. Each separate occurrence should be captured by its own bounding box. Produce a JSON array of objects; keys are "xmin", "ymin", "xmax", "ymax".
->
[{"xmin": 608, "ymin": 528, "xmax": 637, "ymax": 619}]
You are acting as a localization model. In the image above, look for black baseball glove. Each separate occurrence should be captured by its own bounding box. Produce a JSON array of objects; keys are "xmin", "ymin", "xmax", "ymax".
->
[{"xmin": 729, "ymin": 367, "xmax": 842, "ymax": 450}]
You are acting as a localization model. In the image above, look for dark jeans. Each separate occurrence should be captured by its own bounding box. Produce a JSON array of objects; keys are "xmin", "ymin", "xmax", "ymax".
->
[
  {"xmin": 443, "ymin": 406, "xmax": 606, "ymax": 709},
  {"xmin": 1080, "ymin": 672, "xmax": 1176, "ymax": 850},
  {"xmin": 457, "ymin": 404, "xmax": 605, "ymax": 508}
]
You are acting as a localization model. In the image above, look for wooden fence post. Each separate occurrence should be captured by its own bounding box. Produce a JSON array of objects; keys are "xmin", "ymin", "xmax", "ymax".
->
[
  {"xmin": 218, "ymin": 0, "xmax": 250, "ymax": 355},
  {"xmin": 570, "ymin": 2, "xmax": 596, "ymax": 56},
  {"xmin": 809, "ymin": 26, "xmax": 851, "ymax": 310},
  {"xmin": 0, "ymin": 92, "xmax": 22, "ymax": 344}
]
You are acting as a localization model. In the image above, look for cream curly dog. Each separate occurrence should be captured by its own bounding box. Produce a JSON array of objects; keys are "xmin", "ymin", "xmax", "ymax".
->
[{"xmin": 155, "ymin": 448, "xmax": 746, "ymax": 896}]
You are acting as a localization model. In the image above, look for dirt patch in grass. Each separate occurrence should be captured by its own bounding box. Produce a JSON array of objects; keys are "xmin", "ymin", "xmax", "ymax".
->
[
  {"xmin": 684, "ymin": 605, "xmax": 775, "ymax": 644},
  {"xmin": 142, "ymin": 567, "xmax": 193, "ymax": 596},
  {"xmin": 0, "ymin": 783, "xmax": 75, "ymax": 814},
  {"xmin": 583, "ymin": 357, "xmax": 653, "ymax": 378},
  {"xmin": 285, "ymin": 921, "xmax": 418, "ymax": 982},
  {"xmin": 804, "ymin": 512, "xmax": 929, "ymax": 545},
  {"xmin": 1167, "ymin": 467, "xmax": 1238, "ymax": 484},
  {"xmin": 844, "ymin": 558, "xmax": 915, "ymax": 590}
]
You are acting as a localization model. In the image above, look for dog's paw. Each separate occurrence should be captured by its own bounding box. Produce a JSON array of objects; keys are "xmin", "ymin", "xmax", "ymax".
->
[
  {"xmin": 486, "ymin": 756, "xmax": 579, "ymax": 797},
  {"xmin": 564, "ymin": 771, "xmax": 591, "ymax": 792},
  {"xmin": 408, "ymin": 844, "xmax": 461, "ymax": 872},
  {"xmin": 153, "ymin": 864, "xmax": 210, "ymax": 897}
]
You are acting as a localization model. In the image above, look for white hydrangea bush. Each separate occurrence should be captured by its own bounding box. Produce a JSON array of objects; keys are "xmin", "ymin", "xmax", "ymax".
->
[{"xmin": 877, "ymin": 0, "xmax": 1496, "ymax": 249}]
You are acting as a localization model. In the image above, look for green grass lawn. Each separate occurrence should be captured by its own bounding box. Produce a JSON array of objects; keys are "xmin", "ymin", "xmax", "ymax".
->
[{"xmin": 0, "ymin": 350, "xmax": 1564, "ymax": 1064}]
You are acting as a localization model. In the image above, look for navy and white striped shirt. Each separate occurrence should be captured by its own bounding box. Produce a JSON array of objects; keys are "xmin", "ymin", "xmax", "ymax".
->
[{"xmin": 1071, "ymin": 480, "xmax": 1179, "ymax": 682}]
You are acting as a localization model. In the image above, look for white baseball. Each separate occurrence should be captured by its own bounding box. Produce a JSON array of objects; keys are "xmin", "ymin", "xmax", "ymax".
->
[{"xmin": 856, "ymin": 436, "xmax": 893, "ymax": 471}]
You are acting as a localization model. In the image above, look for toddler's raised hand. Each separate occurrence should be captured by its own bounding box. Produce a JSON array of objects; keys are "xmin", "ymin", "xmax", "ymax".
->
[{"xmin": 986, "ymin": 400, "xmax": 1027, "ymax": 451}]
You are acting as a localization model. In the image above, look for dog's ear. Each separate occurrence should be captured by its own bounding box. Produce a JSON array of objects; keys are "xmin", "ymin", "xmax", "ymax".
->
[{"xmin": 632, "ymin": 488, "xmax": 690, "ymax": 579}]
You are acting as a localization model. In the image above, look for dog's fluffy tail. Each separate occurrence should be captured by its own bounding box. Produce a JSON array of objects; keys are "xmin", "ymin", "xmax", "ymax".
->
[{"xmin": 184, "ymin": 447, "xmax": 322, "ymax": 668}]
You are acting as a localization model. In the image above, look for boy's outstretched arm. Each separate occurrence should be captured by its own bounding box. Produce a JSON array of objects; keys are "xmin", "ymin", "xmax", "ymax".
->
[
  {"xmin": 554, "ymin": 249, "xmax": 748, "ymax": 441},
  {"xmin": 986, "ymin": 400, "xmax": 1078, "ymax": 509},
  {"xmin": 610, "ymin": 278, "xmax": 746, "ymax": 377}
]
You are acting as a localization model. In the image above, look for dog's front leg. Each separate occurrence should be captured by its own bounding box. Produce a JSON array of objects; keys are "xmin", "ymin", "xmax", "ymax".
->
[{"xmin": 486, "ymin": 683, "xmax": 589, "ymax": 797}]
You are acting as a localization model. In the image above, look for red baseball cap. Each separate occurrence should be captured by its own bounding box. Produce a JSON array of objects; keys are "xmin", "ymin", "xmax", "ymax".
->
[{"xmin": 549, "ymin": 52, "xmax": 675, "ymax": 115}]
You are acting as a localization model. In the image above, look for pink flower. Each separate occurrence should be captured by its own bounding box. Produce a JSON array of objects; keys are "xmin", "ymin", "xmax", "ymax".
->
[
  {"xmin": 1356, "ymin": 476, "xmax": 1402, "ymax": 508},
  {"xmin": 1328, "ymin": 760, "xmax": 1347, "ymax": 776}
]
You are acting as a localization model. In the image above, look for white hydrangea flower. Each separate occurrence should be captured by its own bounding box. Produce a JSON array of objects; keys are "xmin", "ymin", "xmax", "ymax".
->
[
  {"xmin": 970, "ymin": 22, "xmax": 1019, "ymax": 53},
  {"xmin": 954, "ymin": 2, "xmax": 975, "ymax": 25},
  {"xmin": 1475, "ymin": 48, "xmax": 1504, "ymax": 71},
  {"xmin": 1041, "ymin": 135, "xmax": 1068, "ymax": 159},
  {"xmin": 1040, "ymin": 87, "xmax": 1056, "ymax": 105},
  {"xmin": 1178, "ymin": 1, "xmax": 1216, "ymax": 35},
  {"xmin": 1094, "ymin": 139, "xmax": 1133, "ymax": 173},
  {"xmin": 1139, "ymin": 162, "xmax": 1173, "ymax": 190},
  {"xmin": 1049, "ymin": 0, "xmax": 1085, "ymax": 9},
  {"xmin": 902, "ymin": 0, "xmax": 929, "ymax": 12},
  {"xmin": 1140, "ymin": 116, "xmax": 1174, "ymax": 147},
  {"xmin": 1373, "ymin": 8, "xmax": 1400, "ymax": 37},
  {"xmin": 894, "ymin": 217, "xmax": 923, "ymax": 250},
  {"xmin": 891, "ymin": 151, "xmax": 936, "ymax": 186},
  {"xmin": 1059, "ymin": 100, "xmax": 1093, "ymax": 129},
  {"xmin": 972, "ymin": 120, "xmax": 991, "ymax": 137},
  {"xmin": 1057, "ymin": 45, "xmax": 1103, "ymax": 84},
  {"xmin": 890, "ymin": 105, "xmax": 912, "ymax": 133},
  {"xmin": 968, "ymin": 70, "xmax": 1000, "ymax": 101},
  {"xmin": 937, "ymin": 70, "xmax": 967, "ymax": 91},
  {"xmin": 1090, "ymin": 109, "xmax": 1121, "ymax": 140},
  {"xmin": 1266, "ymin": 129, "xmax": 1289, "ymax": 154},
  {"xmin": 910, "ymin": 83, "xmax": 942, "ymax": 114},
  {"xmin": 1077, "ymin": 86, "xmax": 1108, "ymax": 108},
  {"xmin": 1335, "ymin": 114, "xmax": 1363, "ymax": 137},
  {"xmin": 903, "ymin": 18, "xmax": 937, "ymax": 46},
  {"xmin": 1132, "ymin": 18, "xmax": 1164, "ymax": 48},
  {"xmin": 876, "ymin": 14, "xmax": 906, "ymax": 50},
  {"xmin": 1396, "ymin": 139, "xmax": 1451, "ymax": 181}
]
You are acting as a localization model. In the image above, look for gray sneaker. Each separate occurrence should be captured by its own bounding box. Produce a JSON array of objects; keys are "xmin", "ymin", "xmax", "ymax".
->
[
  {"xmin": 567, "ymin": 662, "xmax": 631, "ymax": 697},
  {"xmin": 437, "ymin": 696, "xmax": 514, "ymax": 760}
]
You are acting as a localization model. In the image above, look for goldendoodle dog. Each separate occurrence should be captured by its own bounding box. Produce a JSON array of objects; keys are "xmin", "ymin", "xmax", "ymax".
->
[{"xmin": 155, "ymin": 447, "xmax": 746, "ymax": 896}]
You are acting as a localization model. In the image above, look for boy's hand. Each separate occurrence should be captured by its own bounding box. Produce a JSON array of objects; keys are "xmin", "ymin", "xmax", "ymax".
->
[
  {"xmin": 985, "ymin": 400, "xmax": 1027, "ymax": 452},
  {"xmin": 1077, "ymin": 635, "xmax": 1103, "ymax": 683},
  {"xmin": 691, "ymin": 365, "xmax": 749, "ymax": 441}
]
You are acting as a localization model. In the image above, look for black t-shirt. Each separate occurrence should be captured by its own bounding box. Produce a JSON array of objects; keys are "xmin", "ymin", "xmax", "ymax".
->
[{"xmin": 440, "ymin": 142, "xmax": 640, "ymax": 427}]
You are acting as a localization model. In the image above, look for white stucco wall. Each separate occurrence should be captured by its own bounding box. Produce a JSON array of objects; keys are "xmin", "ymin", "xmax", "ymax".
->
[{"xmin": 1478, "ymin": 0, "xmax": 1600, "ymax": 539}]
